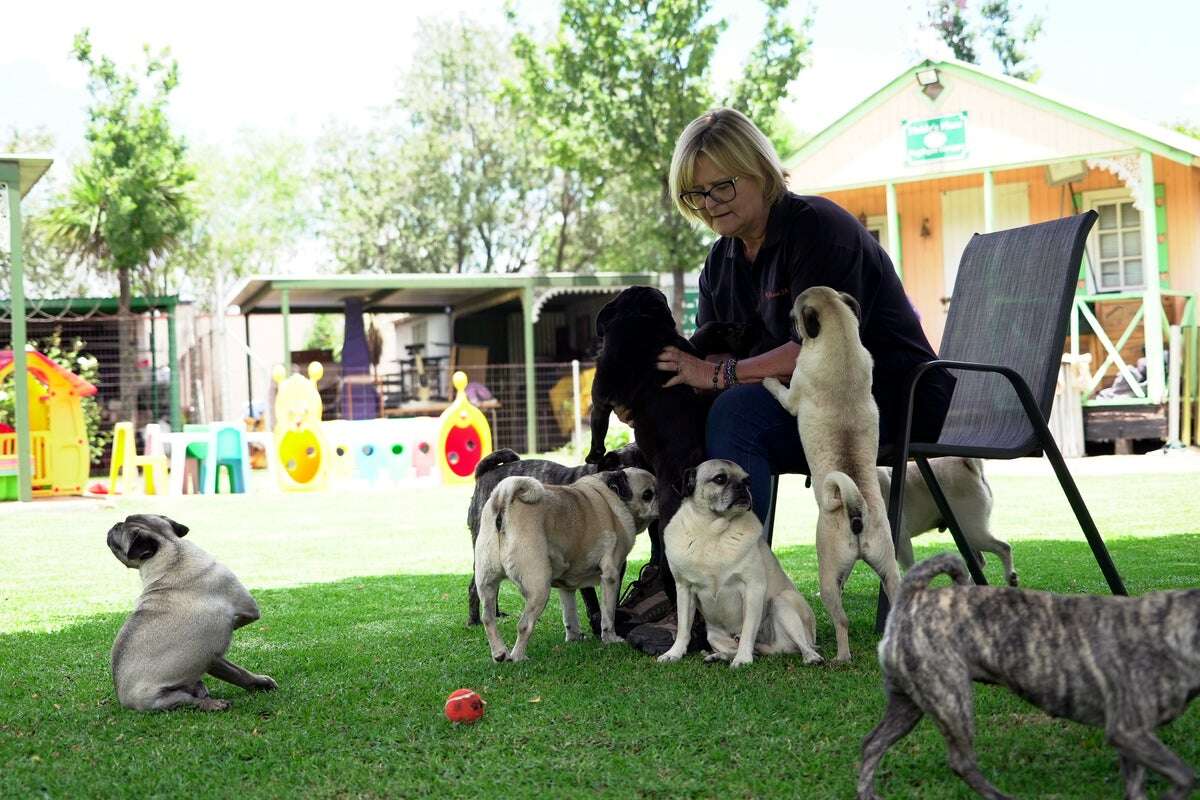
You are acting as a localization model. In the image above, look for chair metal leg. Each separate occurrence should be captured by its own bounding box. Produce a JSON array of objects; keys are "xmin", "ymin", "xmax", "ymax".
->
[
  {"xmin": 1033, "ymin": 418, "xmax": 1128, "ymax": 596},
  {"xmin": 876, "ymin": 439, "xmax": 913, "ymax": 632},
  {"xmin": 914, "ymin": 457, "xmax": 987, "ymax": 586},
  {"xmin": 763, "ymin": 474, "xmax": 780, "ymax": 547}
]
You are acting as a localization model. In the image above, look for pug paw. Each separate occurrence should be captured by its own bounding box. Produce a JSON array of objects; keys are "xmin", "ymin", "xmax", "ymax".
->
[
  {"xmin": 600, "ymin": 632, "xmax": 625, "ymax": 645},
  {"xmin": 253, "ymin": 675, "xmax": 278, "ymax": 691},
  {"xmin": 730, "ymin": 655, "xmax": 753, "ymax": 669},
  {"xmin": 565, "ymin": 630, "xmax": 585, "ymax": 643},
  {"xmin": 491, "ymin": 650, "xmax": 509, "ymax": 663},
  {"xmin": 197, "ymin": 697, "xmax": 231, "ymax": 712},
  {"xmin": 657, "ymin": 649, "xmax": 684, "ymax": 663},
  {"xmin": 703, "ymin": 652, "xmax": 730, "ymax": 664}
]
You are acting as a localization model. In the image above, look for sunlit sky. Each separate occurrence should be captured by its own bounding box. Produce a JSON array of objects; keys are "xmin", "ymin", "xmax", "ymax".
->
[{"xmin": 5, "ymin": 0, "xmax": 1199, "ymax": 165}]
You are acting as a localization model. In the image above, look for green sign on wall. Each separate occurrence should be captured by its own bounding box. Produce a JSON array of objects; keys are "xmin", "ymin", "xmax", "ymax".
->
[
  {"xmin": 904, "ymin": 112, "xmax": 967, "ymax": 164},
  {"xmin": 681, "ymin": 288, "xmax": 699, "ymax": 338}
]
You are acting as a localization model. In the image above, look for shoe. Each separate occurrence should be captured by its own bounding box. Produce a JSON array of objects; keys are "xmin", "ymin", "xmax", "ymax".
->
[
  {"xmin": 626, "ymin": 612, "xmax": 710, "ymax": 657},
  {"xmin": 613, "ymin": 563, "xmax": 672, "ymax": 637}
]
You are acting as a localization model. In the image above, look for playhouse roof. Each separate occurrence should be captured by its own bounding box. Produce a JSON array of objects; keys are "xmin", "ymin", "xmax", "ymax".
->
[{"xmin": 0, "ymin": 350, "xmax": 98, "ymax": 397}]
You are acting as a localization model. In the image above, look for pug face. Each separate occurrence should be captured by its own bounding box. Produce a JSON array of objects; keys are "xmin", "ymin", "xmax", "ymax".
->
[
  {"xmin": 790, "ymin": 286, "xmax": 862, "ymax": 343},
  {"xmin": 106, "ymin": 514, "xmax": 190, "ymax": 569},
  {"xmin": 685, "ymin": 459, "xmax": 752, "ymax": 516},
  {"xmin": 602, "ymin": 467, "xmax": 659, "ymax": 525}
]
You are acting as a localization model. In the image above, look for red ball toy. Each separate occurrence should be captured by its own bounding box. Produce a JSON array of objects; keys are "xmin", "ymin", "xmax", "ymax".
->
[{"xmin": 444, "ymin": 688, "xmax": 486, "ymax": 724}]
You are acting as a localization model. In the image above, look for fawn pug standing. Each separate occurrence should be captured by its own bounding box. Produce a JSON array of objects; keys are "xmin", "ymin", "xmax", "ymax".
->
[{"xmin": 763, "ymin": 286, "xmax": 901, "ymax": 662}]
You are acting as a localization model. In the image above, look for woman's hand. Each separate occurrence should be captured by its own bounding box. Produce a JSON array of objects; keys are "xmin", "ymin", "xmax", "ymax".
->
[{"xmin": 657, "ymin": 346, "xmax": 715, "ymax": 390}]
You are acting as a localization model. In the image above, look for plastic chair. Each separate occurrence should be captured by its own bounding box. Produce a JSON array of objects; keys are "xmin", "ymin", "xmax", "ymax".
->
[
  {"xmin": 200, "ymin": 423, "xmax": 249, "ymax": 494},
  {"xmin": 108, "ymin": 421, "xmax": 169, "ymax": 495}
]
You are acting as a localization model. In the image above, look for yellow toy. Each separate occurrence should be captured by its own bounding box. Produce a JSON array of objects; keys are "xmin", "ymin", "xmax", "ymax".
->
[
  {"xmin": 0, "ymin": 349, "xmax": 96, "ymax": 497},
  {"xmin": 272, "ymin": 362, "xmax": 330, "ymax": 491},
  {"xmin": 437, "ymin": 371, "xmax": 493, "ymax": 484},
  {"xmin": 108, "ymin": 421, "xmax": 169, "ymax": 495}
]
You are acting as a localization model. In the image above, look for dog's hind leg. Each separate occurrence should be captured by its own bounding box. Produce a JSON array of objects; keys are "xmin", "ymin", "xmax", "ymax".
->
[
  {"xmin": 819, "ymin": 558, "xmax": 854, "ymax": 662},
  {"xmin": 773, "ymin": 599, "xmax": 823, "ymax": 664},
  {"xmin": 477, "ymin": 573, "xmax": 509, "ymax": 662},
  {"xmin": 559, "ymin": 589, "xmax": 584, "ymax": 642},
  {"xmin": 1106, "ymin": 727, "xmax": 1195, "ymax": 800},
  {"xmin": 597, "ymin": 558, "xmax": 625, "ymax": 644},
  {"xmin": 1118, "ymin": 754, "xmax": 1148, "ymax": 800},
  {"xmin": 857, "ymin": 689, "xmax": 924, "ymax": 800},
  {"xmin": 917, "ymin": 673, "xmax": 1012, "ymax": 800},
  {"xmin": 467, "ymin": 578, "xmax": 481, "ymax": 626},
  {"xmin": 508, "ymin": 573, "xmax": 551, "ymax": 663}
]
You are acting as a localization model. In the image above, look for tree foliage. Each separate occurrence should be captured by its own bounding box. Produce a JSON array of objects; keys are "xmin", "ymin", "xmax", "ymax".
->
[
  {"xmin": 922, "ymin": 0, "xmax": 1043, "ymax": 81},
  {"xmin": 43, "ymin": 30, "xmax": 196, "ymax": 424},
  {"xmin": 510, "ymin": 0, "xmax": 811, "ymax": 315},
  {"xmin": 317, "ymin": 18, "xmax": 557, "ymax": 274}
]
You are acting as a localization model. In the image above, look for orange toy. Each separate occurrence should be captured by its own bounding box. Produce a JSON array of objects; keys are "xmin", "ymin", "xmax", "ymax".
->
[
  {"xmin": 444, "ymin": 688, "xmax": 486, "ymax": 724},
  {"xmin": 437, "ymin": 371, "xmax": 492, "ymax": 484}
]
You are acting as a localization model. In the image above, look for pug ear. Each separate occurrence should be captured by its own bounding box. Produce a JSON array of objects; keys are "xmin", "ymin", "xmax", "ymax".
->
[
  {"xmin": 838, "ymin": 292, "xmax": 862, "ymax": 323},
  {"xmin": 603, "ymin": 470, "xmax": 633, "ymax": 502},
  {"xmin": 683, "ymin": 468, "xmax": 697, "ymax": 497},
  {"xmin": 126, "ymin": 532, "xmax": 160, "ymax": 562},
  {"xmin": 802, "ymin": 306, "xmax": 821, "ymax": 340},
  {"xmin": 158, "ymin": 515, "xmax": 189, "ymax": 538}
]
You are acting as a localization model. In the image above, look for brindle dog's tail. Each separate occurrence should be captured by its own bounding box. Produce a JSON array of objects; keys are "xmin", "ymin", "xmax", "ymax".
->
[
  {"xmin": 898, "ymin": 553, "xmax": 971, "ymax": 604},
  {"xmin": 476, "ymin": 448, "xmax": 521, "ymax": 478},
  {"xmin": 490, "ymin": 476, "xmax": 545, "ymax": 535},
  {"xmin": 822, "ymin": 471, "xmax": 865, "ymax": 535}
]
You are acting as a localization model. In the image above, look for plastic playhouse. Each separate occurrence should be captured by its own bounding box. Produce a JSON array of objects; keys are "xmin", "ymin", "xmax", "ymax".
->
[
  {"xmin": 0, "ymin": 349, "xmax": 97, "ymax": 498},
  {"xmin": 272, "ymin": 362, "xmax": 331, "ymax": 491}
]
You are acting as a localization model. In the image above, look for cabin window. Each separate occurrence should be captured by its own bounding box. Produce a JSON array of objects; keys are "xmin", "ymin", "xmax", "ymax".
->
[{"xmin": 1085, "ymin": 191, "xmax": 1144, "ymax": 291}]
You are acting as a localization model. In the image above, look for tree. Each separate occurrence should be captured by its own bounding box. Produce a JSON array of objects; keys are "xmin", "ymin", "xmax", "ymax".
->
[
  {"xmin": 317, "ymin": 18, "xmax": 557, "ymax": 274},
  {"xmin": 922, "ymin": 0, "xmax": 1043, "ymax": 81},
  {"xmin": 44, "ymin": 30, "xmax": 196, "ymax": 425},
  {"xmin": 511, "ymin": 0, "xmax": 811, "ymax": 318}
]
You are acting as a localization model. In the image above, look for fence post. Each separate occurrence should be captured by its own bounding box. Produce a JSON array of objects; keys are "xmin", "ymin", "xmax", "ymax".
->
[{"xmin": 572, "ymin": 359, "xmax": 582, "ymax": 458}]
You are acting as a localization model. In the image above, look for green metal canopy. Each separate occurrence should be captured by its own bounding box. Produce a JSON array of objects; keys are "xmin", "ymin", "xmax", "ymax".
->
[{"xmin": 225, "ymin": 271, "xmax": 660, "ymax": 452}]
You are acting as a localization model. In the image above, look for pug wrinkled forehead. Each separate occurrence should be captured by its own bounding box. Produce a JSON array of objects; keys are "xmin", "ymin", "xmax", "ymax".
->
[
  {"xmin": 789, "ymin": 285, "xmax": 862, "ymax": 341},
  {"xmin": 685, "ymin": 459, "xmax": 753, "ymax": 515},
  {"xmin": 106, "ymin": 514, "xmax": 190, "ymax": 568},
  {"xmin": 603, "ymin": 467, "xmax": 659, "ymax": 521}
]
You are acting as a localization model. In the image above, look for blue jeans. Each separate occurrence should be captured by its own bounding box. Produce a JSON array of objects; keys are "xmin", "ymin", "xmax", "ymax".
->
[{"xmin": 705, "ymin": 384, "xmax": 810, "ymax": 524}]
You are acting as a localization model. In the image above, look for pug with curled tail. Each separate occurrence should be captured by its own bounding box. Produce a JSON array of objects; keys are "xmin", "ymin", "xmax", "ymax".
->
[
  {"xmin": 763, "ymin": 286, "xmax": 901, "ymax": 663},
  {"xmin": 657, "ymin": 460, "xmax": 822, "ymax": 669},
  {"xmin": 107, "ymin": 514, "xmax": 277, "ymax": 711}
]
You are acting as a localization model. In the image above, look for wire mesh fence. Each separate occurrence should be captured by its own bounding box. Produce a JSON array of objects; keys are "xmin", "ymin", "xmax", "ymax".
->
[{"xmin": 348, "ymin": 360, "xmax": 596, "ymax": 454}]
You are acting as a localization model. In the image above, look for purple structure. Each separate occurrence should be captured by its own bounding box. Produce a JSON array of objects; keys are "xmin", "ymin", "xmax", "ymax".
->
[{"xmin": 339, "ymin": 298, "xmax": 380, "ymax": 420}]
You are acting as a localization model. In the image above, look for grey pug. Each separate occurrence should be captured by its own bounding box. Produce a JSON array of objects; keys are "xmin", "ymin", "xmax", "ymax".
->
[
  {"xmin": 859, "ymin": 553, "xmax": 1199, "ymax": 800},
  {"xmin": 657, "ymin": 459, "xmax": 822, "ymax": 669},
  {"xmin": 465, "ymin": 444, "xmax": 646, "ymax": 627},
  {"xmin": 108, "ymin": 514, "xmax": 277, "ymax": 711},
  {"xmin": 877, "ymin": 457, "xmax": 1016, "ymax": 586},
  {"xmin": 474, "ymin": 467, "xmax": 657, "ymax": 662}
]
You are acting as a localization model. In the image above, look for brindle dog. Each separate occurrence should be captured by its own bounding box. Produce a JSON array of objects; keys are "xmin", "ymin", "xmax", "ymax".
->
[{"xmin": 859, "ymin": 553, "xmax": 1199, "ymax": 800}]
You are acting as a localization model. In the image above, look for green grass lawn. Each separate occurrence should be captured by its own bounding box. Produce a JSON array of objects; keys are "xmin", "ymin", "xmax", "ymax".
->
[{"xmin": 1, "ymin": 468, "xmax": 1199, "ymax": 798}]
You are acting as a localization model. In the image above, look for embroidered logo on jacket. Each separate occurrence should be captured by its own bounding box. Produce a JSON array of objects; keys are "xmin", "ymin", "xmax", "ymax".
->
[{"xmin": 764, "ymin": 288, "xmax": 790, "ymax": 300}]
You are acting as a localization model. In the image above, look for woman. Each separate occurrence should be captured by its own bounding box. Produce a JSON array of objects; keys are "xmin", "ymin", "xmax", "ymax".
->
[{"xmin": 621, "ymin": 108, "xmax": 954, "ymax": 655}]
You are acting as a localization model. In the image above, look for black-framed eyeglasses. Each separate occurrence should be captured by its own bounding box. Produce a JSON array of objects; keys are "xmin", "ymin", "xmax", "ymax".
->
[{"xmin": 679, "ymin": 176, "xmax": 739, "ymax": 211}]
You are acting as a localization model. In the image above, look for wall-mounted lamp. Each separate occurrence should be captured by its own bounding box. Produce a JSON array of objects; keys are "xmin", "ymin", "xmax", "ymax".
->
[
  {"xmin": 920, "ymin": 218, "xmax": 932, "ymax": 238},
  {"xmin": 915, "ymin": 67, "xmax": 943, "ymax": 101}
]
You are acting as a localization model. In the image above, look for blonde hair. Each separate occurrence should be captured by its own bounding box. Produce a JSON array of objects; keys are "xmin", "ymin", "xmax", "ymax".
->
[{"xmin": 669, "ymin": 108, "xmax": 788, "ymax": 225}]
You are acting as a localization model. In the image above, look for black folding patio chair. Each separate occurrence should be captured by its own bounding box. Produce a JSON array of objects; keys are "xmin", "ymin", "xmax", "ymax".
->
[{"xmin": 762, "ymin": 212, "xmax": 1127, "ymax": 628}]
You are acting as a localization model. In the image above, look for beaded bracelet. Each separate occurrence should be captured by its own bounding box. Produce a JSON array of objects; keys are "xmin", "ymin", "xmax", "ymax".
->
[
  {"xmin": 711, "ymin": 359, "xmax": 723, "ymax": 390},
  {"xmin": 724, "ymin": 358, "xmax": 739, "ymax": 389}
]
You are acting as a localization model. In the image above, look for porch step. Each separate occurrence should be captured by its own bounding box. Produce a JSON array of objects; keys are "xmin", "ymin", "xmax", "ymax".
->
[{"xmin": 1083, "ymin": 404, "xmax": 1167, "ymax": 442}]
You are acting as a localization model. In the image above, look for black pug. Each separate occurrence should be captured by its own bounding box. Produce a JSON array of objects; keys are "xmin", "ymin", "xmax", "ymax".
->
[
  {"xmin": 585, "ymin": 286, "xmax": 762, "ymax": 637},
  {"xmin": 465, "ymin": 444, "xmax": 648, "ymax": 631}
]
